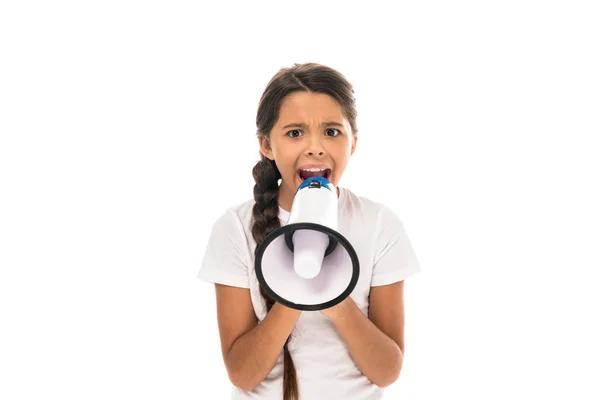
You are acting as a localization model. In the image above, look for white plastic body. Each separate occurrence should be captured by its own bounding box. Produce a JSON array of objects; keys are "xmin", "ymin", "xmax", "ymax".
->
[{"xmin": 286, "ymin": 184, "xmax": 338, "ymax": 230}]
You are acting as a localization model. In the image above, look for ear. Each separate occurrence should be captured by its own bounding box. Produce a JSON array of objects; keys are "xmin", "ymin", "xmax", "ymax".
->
[
  {"xmin": 258, "ymin": 136, "xmax": 274, "ymax": 160},
  {"xmin": 350, "ymin": 135, "xmax": 357, "ymax": 156}
]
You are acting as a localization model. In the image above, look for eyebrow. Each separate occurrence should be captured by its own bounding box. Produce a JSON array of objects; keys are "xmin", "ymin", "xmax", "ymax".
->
[{"xmin": 281, "ymin": 122, "xmax": 344, "ymax": 129}]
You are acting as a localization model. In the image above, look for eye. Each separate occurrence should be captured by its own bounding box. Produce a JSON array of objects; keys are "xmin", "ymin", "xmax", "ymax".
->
[
  {"xmin": 325, "ymin": 128, "xmax": 341, "ymax": 137},
  {"xmin": 286, "ymin": 129, "xmax": 302, "ymax": 138}
]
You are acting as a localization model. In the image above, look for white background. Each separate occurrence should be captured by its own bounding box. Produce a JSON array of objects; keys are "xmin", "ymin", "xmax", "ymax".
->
[{"xmin": 1, "ymin": 1, "xmax": 599, "ymax": 399}]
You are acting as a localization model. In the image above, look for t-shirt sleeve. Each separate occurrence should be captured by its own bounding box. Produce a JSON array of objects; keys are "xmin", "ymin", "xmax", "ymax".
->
[
  {"xmin": 197, "ymin": 209, "xmax": 250, "ymax": 289},
  {"xmin": 371, "ymin": 204, "xmax": 422, "ymax": 287}
]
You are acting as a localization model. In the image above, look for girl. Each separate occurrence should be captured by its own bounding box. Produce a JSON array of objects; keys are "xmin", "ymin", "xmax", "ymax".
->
[{"xmin": 198, "ymin": 62, "xmax": 421, "ymax": 399}]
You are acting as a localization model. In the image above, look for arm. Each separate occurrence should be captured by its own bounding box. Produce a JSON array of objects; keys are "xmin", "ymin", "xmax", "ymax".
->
[
  {"xmin": 325, "ymin": 280, "xmax": 406, "ymax": 388},
  {"xmin": 215, "ymin": 284, "xmax": 301, "ymax": 392}
]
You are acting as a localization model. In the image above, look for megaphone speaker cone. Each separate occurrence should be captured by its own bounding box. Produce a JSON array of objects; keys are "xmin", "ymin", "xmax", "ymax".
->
[{"xmin": 255, "ymin": 223, "xmax": 360, "ymax": 311}]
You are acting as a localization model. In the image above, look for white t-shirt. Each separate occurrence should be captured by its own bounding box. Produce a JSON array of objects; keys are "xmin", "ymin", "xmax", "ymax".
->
[{"xmin": 198, "ymin": 186, "xmax": 421, "ymax": 399}]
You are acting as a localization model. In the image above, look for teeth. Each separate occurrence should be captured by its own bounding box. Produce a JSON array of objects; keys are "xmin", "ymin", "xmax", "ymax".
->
[{"xmin": 300, "ymin": 168, "xmax": 327, "ymax": 172}]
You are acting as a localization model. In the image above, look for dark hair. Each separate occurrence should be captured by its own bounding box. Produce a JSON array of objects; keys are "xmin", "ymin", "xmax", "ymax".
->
[{"xmin": 251, "ymin": 62, "xmax": 359, "ymax": 400}]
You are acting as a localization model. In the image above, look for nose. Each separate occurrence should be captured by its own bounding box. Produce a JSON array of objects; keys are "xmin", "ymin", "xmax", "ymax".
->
[{"xmin": 305, "ymin": 133, "xmax": 326, "ymax": 157}]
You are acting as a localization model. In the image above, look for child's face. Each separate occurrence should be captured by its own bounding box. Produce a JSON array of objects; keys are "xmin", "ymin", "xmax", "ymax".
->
[{"xmin": 259, "ymin": 91, "xmax": 357, "ymax": 202}]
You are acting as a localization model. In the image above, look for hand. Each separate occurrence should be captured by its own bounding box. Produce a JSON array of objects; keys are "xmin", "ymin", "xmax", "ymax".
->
[{"xmin": 319, "ymin": 296, "xmax": 352, "ymax": 321}]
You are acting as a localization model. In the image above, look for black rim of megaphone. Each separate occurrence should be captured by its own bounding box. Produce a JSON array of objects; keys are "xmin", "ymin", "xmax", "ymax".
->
[{"xmin": 255, "ymin": 222, "xmax": 360, "ymax": 312}]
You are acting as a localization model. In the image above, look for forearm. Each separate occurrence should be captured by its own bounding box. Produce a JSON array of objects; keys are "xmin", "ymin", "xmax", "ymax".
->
[
  {"xmin": 228, "ymin": 302, "xmax": 301, "ymax": 391},
  {"xmin": 331, "ymin": 299, "xmax": 403, "ymax": 387}
]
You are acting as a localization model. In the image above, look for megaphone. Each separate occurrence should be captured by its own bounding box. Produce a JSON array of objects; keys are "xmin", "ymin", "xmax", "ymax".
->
[{"xmin": 255, "ymin": 176, "xmax": 360, "ymax": 311}]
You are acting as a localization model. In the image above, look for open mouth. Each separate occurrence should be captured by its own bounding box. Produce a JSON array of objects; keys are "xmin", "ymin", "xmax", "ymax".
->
[{"xmin": 297, "ymin": 168, "xmax": 332, "ymax": 182}]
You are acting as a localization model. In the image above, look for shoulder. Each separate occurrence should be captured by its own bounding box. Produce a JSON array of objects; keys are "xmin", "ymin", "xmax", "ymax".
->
[
  {"xmin": 340, "ymin": 187, "xmax": 402, "ymax": 227},
  {"xmin": 209, "ymin": 198, "xmax": 255, "ymax": 236}
]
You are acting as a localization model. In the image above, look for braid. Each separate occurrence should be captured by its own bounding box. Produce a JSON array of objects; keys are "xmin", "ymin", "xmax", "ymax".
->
[
  {"xmin": 251, "ymin": 157, "xmax": 281, "ymax": 246},
  {"xmin": 251, "ymin": 155, "xmax": 299, "ymax": 400}
]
